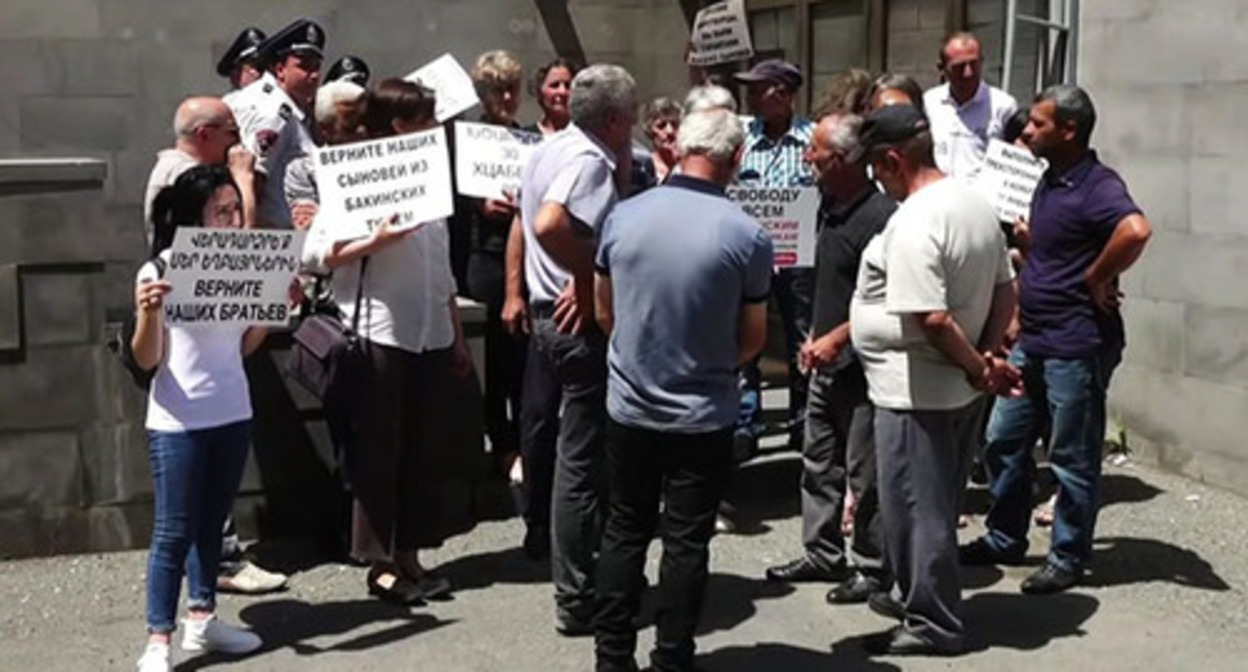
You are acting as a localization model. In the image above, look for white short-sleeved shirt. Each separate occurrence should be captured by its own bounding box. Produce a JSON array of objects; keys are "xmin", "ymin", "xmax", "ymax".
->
[
  {"xmin": 225, "ymin": 73, "xmax": 315, "ymax": 228},
  {"xmin": 850, "ymin": 178, "xmax": 1013, "ymax": 411},
  {"xmin": 302, "ymin": 215, "xmax": 458, "ymax": 354},
  {"xmin": 923, "ymin": 82, "xmax": 1018, "ymax": 180},
  {"xmin": 518, "ymin": 123, "xmax": 618, "ymax": 304},
  {"xmin": 137, "ymin": 252, "xmax": 252, "ymax": 432}
]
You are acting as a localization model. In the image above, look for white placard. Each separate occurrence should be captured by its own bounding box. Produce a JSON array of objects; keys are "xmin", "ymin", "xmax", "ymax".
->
[
  {"xmin": 687, "ymin": 0, "xmax": 754, "ymax": 67},
  {"xmin": 163, "ymin": 228, "xmax": 305, "ymax": 327},
  {"xmin": 978, "ymin": 139, "xmax": 1047, "ymax": 223},
  {"xmin": 406, "ymin": 53, "xmax": 480, "ymax": 122},
  {"xmin": 314, "ymin": 126, "xmax": 454, "ymax": 241},
  {"xmin": 727, "ymin": 185, "xmax": 819, "ymax": 268},
  {"xmin": 454, "ymin": 121, "xmax": 543, "ymax": 200}
]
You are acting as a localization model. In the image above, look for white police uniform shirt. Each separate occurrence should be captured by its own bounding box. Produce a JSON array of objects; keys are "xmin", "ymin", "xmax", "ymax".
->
[
  {"xmin": 224, "ymin": 72, "xmax": 315, "ymax": 228},
  {"xmin": 923, "ymin": 82, "xmax": 1017, "ymax": 180}
]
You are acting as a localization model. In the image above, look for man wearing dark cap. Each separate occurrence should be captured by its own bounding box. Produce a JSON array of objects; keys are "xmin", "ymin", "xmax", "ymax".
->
[
  {"xmin": 224, "ymin": 17, "xmax": 323, "ymax": 229},
  {"xmin": 731, "ymin": 58, "xmax": 815, "ymax": 472},
  {"xmin": 848, "ymin": 104, "xmax": 1018, "ymax": 656},
  {"xmin": 326, "ymin": 55, "xmax": 370, "ymax": 87},
  {"xmin": 217, "ymin": 27, "xmax": 267, "ymax": 90}
]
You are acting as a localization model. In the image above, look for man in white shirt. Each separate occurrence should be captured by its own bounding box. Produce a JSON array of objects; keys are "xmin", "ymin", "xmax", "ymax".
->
[
  {"xmin": 848, "ymin": 105, "xmax": 1018, "ymax": 656},
  {"xmin": 922, "ymin": 32, "xmax": 1017, "ymax": 179},
  {"xmin": 225, "ymin": 18, "xmax": 322, "ymax": 228}
]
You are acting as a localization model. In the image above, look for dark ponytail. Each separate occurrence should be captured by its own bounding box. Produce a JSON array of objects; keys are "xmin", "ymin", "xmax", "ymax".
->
[{"xmin": 149, "ymin": 164, "xmax": 238, "ymax": 257}]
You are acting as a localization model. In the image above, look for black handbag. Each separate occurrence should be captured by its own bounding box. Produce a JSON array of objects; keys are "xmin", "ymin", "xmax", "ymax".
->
[{"xmin": 287, "ymin": 258, "xmax": 368, "ymax": 402}]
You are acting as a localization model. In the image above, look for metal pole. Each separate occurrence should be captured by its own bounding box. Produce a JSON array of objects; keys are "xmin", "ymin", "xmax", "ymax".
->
[
  {"xmin": 1003, "ymin": 0, "xmax": 1018, "ymax": 94},
  {"xmin": 1067, "ymin": 0, "xmax": 1080, "ymax": 83}
]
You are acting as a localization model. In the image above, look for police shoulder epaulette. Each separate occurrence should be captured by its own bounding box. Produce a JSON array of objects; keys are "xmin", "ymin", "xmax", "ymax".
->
[{"xmin": 279, "ymin": 103, "xmax": 292, "ymax": 121}]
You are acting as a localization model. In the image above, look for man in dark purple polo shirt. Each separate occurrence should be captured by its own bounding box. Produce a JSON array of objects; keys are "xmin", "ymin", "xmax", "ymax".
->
[{"xmin": 960, "ymin": 84, "xmax": 1152, "ymax": 594}]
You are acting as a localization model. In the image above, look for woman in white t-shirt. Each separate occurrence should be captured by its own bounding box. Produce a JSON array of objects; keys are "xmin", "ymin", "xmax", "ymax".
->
[
  {"xmin": 303, "ymin": 79, "xmax": 482, "ymax": 607},
  {"xmin": 133, "ymin": 166, "xmax": 266, "ymax": 672}
]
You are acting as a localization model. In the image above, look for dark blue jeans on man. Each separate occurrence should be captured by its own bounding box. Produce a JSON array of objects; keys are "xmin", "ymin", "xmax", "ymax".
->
[
  {"xmin": 981, "ymin": 346, "xmax": 1122, "ymax": 571},
  {"xmin": 530, "ymin": 309, "xmax": 609, "ymax": 629},
  {"xmin": 146, "ymin": 420, "xmax": 251, "ymax": 632},
  {"xmin": 735, "ymin": 267, "xmax": 813, "ymax": 446}
]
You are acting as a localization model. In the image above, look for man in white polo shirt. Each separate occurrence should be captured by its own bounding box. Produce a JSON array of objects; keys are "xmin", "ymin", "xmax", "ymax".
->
[{"xmin": 923, "ymin": 32, "xmax": 1017, "ymax": 179}]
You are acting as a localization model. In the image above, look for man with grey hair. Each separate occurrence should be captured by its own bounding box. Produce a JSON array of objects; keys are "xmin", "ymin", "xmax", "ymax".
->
[
  {"xmin": 517, "ymin": 62, "xmax": 637, "ymax": 636},
  {"xmin": 850, "ymin": 104, "xmax": 1019, "ymax": 655},
  {"xmin": 593, "ymin": 108, "xmax": 771, "ymax": 671},
  {"xmin": 684, "ymin": 83, "xmax": 737, "ymax": 114},
  {"xmin": 765, "ymin": 112, "xmax": 896, "ymax": 606}
]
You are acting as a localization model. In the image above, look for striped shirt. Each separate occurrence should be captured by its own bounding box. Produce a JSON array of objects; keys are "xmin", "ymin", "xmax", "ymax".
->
[{"xmin": 737, "ymin": 115, "xmax": 815, "ymax": 187}]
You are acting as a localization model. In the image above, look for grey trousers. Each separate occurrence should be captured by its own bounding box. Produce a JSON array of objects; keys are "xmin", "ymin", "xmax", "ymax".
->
[
  {"xmin": 530, "ymin": 314, "xmax": 609, "ymax": 626},
  {"xmin": 875, "ymin": 403, "xmax": 979, "ymax": 650},
  {"xmin": 801, "ymin": 363, "xmax": 882, "ymax": 574}
]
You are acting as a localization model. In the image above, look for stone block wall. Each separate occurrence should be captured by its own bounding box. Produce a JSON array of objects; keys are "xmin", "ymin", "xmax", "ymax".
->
[{"xmin": 1080, "ymin": 0, "xmax": 1248, "ymax": 495}]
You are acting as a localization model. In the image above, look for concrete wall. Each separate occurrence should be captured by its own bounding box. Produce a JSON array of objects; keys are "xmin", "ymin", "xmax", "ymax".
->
[
  {"xmin": 1081, "ymin": 0, "xmax": 1248, "ymax": 495},
  {"xmin": 0, "ymin": 0, "xmax": 693, "ymax": 559}
]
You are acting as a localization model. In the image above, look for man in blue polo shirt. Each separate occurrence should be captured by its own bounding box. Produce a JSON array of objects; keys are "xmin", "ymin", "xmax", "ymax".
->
[
  {"xmin": 592, "ymin": 108, "xmax": 772, "ymax": 672},
  {"xmin": 961, "ymin": 85, "xmax": 1152, "ymax": 594}
]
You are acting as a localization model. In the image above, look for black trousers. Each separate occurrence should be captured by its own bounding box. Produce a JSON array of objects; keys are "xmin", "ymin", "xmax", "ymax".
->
[
  {"xmin": 467, "ymin": 251, "xmax": 527, "ymax": 460},
  {"xmin": 595, "ymin": 420, "xmax": 733, "ymax": 672}
]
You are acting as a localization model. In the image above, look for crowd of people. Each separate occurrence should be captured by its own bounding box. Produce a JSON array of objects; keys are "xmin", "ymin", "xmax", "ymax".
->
[{"xmin": 129, "ymin": 18, "xmax": 1151, "ymax": 672}]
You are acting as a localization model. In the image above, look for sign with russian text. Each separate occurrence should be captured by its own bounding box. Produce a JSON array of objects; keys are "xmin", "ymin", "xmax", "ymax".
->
[
  {"xmin": 728, "ymin": 185, "xmax": 819, "ymax": 268},
  {"xmin": 313, "ymin": 126, "xmax": 454, "ymax": 241},
  {"xmin": 688, "ymin": 0, "xmax": 754, "ymax": 67},
  {"xmin": 164, "ymin": 228, "xmax": 305, "ymax": 327},
  {"xmin": 454, "ymin": 121, "xmax": 543, "ymax": 200},
  {"xmin": 979, "ymin": 139, "xmax": 1047, "ymax": 223},
  {"xmin": 406, "ymin": 53, "xmax": 480, "ymax": 122}
]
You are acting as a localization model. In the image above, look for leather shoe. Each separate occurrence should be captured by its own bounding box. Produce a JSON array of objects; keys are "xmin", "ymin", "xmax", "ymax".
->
[
  {"xmin": 765, "ymin": 556, "xmax": 849, "ymax": 583},
  {"xmin": 826, "ymin": 571, "xmax": 883, "ymax": 604},
  {"xmin": 367, "ymin": 572, "xmax": 425, "ymax": 606},
  {"xmin": 958, "ymin": 538, "xmax": 1025, "ymax": 566},
  {"xmin": 1021, "ymin": 561, "xmax": 1082, "ymax": 595},
  {"xmin": 863, "ymin": 625, "xmax": 963, "ymax": 656},
  {"xmin": 866, "ymin": 591, "xmax": 905, "ymax": 622}
]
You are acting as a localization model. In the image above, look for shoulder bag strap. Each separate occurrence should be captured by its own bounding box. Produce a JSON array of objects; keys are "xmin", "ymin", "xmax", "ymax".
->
[{"xmin": 351, "ymin": 257, "xmax": 369, "ymax": 334}]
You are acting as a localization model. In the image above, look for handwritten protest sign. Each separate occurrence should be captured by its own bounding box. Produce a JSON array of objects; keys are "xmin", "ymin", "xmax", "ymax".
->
[
  {"xmin": 163, "ymin": 228, "xmax": 305, "ymax": 327},
  {"xmin": 728, "ymin": 186, "xmax": 819, "ymax": 268},
  {"xmin": 314, "ymin": 126, "xmax": 454, "ymax": 241},
  {"xmin": 978, "ymin": 139, "xmax": 1047, "ymax": 223},
  {"xmin": 406, "ymin": 53, "xmax": 480, "ymax": 122},
  {"xmin": 688, "ymin": 0, "xmax": 754, "ymax": 67},
  {"xmin": 454, "ymin": 121, "xmax": 543, "ymax": 200}
]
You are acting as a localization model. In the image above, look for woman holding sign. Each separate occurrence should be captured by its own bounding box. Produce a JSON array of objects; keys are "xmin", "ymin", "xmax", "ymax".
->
[
  {"xmin": 307, "ymin": 79, "xmax": 482, "ymax": 606},
  {"xmin": 133, "ymin": 166, "xmax": 266, "ymax": 672}
]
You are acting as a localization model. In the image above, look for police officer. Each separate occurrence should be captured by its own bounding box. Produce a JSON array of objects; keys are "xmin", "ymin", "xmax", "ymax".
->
[
  {"xmin": 216, "ymin": 27, "xmax": 267, "ymax": 90},
  {"xmin": 325, "ymin": 55, "xmax": 370, "ymax": 87},
  {"xmin": 224, "ymin": 18, "xmax": 323, "ymax": 229}
]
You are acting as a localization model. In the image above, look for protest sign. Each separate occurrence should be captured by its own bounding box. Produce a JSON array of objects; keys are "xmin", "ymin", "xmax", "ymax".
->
[
  {"xmin": 728, "ymin": 185, "xmax": 819, "ymax": 268},
  {"xmin": 314, "ymin": 126, "xmax": 455, "ymax": 241},
  {"xmin": 978, "ymin": 139, "xmax": 1046, "ymax": 223},
  {"xmin": 406, "ymin": 53, "xmax": 480, "ymax": 122},
  {"xmin": 454, "ymin": 121, "xmax": 543, "ymax": 200},
  {"xmin": 163, "ymin": 228, "xmax": 305, "ymax": 327},
  {"xmin": 688, "ymin": 0, "xmax": 754, "ymax": 67}
]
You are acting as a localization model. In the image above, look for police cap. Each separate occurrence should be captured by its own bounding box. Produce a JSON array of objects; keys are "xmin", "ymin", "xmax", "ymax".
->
[
  {"xmin": 326, "ymin": 55, "xmax": 370, "ymax": 86},
  {"xmin": 260, "ymin": 18, "xmax": 326, "ymax": 61},
  {"xmin": 215, "ymin": 26, "xmax": 267, "ymax": 77}
]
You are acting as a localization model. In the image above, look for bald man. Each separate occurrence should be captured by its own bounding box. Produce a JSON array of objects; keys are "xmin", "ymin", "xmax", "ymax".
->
[{"xmin": 142, "ymin": 97, "xmax": 257, "ymax": 242}]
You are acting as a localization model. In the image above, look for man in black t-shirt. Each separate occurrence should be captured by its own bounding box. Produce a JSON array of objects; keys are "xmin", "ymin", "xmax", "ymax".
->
[{"xmin": 764, "ymin": 112, "xmax": 896, "ymax": 606}]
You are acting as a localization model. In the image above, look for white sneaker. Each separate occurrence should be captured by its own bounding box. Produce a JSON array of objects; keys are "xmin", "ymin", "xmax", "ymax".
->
[
  {"xmin": 180, "ymin": 615, "xmax": 262, "ymax": 654},
  {"xmin": 136, "ymin": 643, "xmax": 170, "ymax": 672},
  {"xmin": 217, "ymin": 561, "xmax": 288, "ymax": 594}
]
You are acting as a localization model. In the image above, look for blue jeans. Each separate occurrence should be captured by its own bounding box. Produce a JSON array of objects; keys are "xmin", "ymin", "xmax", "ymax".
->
[
  {"xmin": 735, "ymin": 268, "xmax": 813, "ymax": 440},
  {"xmin": 146, "ymin": 420, "xmax": 251, "ymax": 633},
  {"xmin": 982, "ymin": 347, "xmax": 1120, "ymax": 572}
]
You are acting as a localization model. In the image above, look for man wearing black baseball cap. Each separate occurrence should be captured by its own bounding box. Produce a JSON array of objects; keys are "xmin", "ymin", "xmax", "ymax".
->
[
  {"xmin": 216, "ymin": 27, "xmax": 267, "ymax": 90},
  {"xmin": 224, "ymin": 18, "xmax": 323, "ymax": 228},
  {"xmin": 730, "ymin": 58, "xmax": 816, "ymax": 519},
  {"xmin": 849, "ymin": 103, "xmax": 1019, "ymax": 656}
]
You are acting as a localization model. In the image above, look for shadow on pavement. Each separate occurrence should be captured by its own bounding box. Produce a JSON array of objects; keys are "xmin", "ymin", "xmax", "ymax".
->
[
  {"xmin": 696, "ymin": 573, "xmax": 796, "ymax": 636},
  {"xmin": 963, "ymin": 591, "xmax": 1099, "ymax": 652},
  {"xmin": 963, "ymin": 471, "xmax": 1165, "ymax": 517},
  {"xmin": 1086, "ymin": 536, "xmax": 1231, "ymax": 591},
  {"xmin": 961, "ymin": 564, "xmax": 1005, "ymax": 590},
  {"xmin": 175, "ymin": 599, "xmax": 453, "ymax": 670},
  {"xmin": 432, "ymin": 546, "xmax": 551, "ymax": 591},
  {"xmin": 726, "ymin": 455, "xmax": 801, "ymax": 527},
  {"xmin": 699, "ymin": 641, "xmax": 901, "ymax": 671}
]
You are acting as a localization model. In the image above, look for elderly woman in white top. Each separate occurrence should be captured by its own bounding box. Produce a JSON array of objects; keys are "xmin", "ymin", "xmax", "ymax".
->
[{"xmin": 303, "ymin": 78, "xmax": 482, "ymax": 606}]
